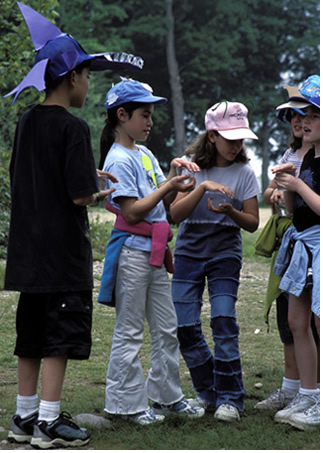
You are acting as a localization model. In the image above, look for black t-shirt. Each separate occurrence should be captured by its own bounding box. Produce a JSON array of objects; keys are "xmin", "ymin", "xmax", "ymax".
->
[
  {"xmin": 293, "ymin": 147, "xmax": 320, "ymax": 232},
  {"xmin": 5, "ymin": 105, "xmax": 99, "ymax": 292}
]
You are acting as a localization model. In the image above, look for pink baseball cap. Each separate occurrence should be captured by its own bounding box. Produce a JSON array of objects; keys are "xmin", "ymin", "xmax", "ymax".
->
[{"xmin": 205, "ymin": 101, "xmax": 258, "ymax": 140}]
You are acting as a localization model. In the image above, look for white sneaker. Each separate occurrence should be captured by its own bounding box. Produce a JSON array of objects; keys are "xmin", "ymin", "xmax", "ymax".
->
[
  {"xmin": 127, "ymin": 409, "xmax": 165, "ymax": 425},
  {"xmin": 187, "ymin": 396, "xmax": 215, "ymax": 413},
  {"xmin": 254, "ymin": 388, "xmax": 295, "ymax": 410},
  {"xmin": 288, "ymin": 400, "xmax": 320, "ymax": 431},
  {"xmin": 152, "ymin": 398, "xmax": 205, "ymax": 418},
  {"xmin": 214, "ymin": 404, "xmax": 240, "ymax": 422},
  {"xmin": 274, "ymin": 392, "xmax": 318, "ymax": 424}
]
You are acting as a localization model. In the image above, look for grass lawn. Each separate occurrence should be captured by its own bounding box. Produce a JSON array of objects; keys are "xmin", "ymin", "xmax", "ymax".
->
[{"xmin": 0, "ymin": 217, "xmax": 320, "ymax": 450}]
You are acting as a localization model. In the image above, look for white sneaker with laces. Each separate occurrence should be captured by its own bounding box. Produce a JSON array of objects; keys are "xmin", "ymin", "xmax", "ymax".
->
[
  {"xmin": 287, "ymin": 400, "xmax": 320, "ymax": 431},
  {"xmin": 152, "ymin": 398, "xmax": 205, "ymax": 418},
  {"xmin": 128, "ymin": 409, "xmax": 165, "ymax": 425},
  {"xmin": 214, "ymin": 404, "xmax": 240, "ymax": 422},
  {"xmin": 254, "ymin": 388, "xmax": 295, "ymax": 410},
  {"xmin": 274, "ymin": 392, "xmax": 318, "ymax": 424}
]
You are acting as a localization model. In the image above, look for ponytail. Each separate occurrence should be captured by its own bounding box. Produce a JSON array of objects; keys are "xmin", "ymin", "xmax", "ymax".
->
[{"xmin": 99, "ymin": 116, "xmax": 116, "ymax": 169}]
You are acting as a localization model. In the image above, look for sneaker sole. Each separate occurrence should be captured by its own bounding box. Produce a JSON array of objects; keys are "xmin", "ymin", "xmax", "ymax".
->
[
  {"xmin": 122, "ymin": 414, "xmax": 165, "ymax": 425},
  {"xmin": 154, "ymin": 408, "xmax": 205, "ymax": 418},
  {"xmin": 254, "ymin": 403, "xmax": 284, "ymax": 410},
  {"xmin": 30, "ymin": 436, "xmax": 90, "ymax": 449},
  {"xmin": 8, "ymin": 431, "xmax": 32, "ymax": 443},
  {"xmin": 287, "ymin": 419, "xmax": 319, "ymax": 431},
  {"xmin": 214, "ymin": 413, "xmax": 240, "ymax": 422}
]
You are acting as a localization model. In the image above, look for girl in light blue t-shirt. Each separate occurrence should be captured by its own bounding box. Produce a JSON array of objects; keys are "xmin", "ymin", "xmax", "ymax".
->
[
  {"xmin": 98, "ymin": 79, "xmax": 204, "ymax": 425},
  {"xmin": 170, "ymin": 100, "xmax": 260, "ymax": 422}
]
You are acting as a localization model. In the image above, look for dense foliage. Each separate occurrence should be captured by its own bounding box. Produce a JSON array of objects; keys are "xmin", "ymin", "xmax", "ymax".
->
[{"xmin": 0, "ymin": 0, "xmax": 319, "ymax": 254}]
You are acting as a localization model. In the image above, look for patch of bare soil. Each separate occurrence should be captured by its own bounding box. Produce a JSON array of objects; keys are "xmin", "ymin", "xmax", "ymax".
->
[{"xmin": 89, "ymin": 207, "xmax": 272, "ymax": 229}]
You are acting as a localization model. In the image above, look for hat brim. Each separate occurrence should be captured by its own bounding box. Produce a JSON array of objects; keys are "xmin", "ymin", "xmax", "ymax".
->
[
  {"xmin": 276, "ymin": 100, "xmax": 311, "ymax": 110},
  {"xmin": 106, "ymin": 94, "xmax": 167, "ymax": 109},
  {"xmin": 89, "ymin": 53, "xmax": 144, "ymax": 72},
  {"xmin": 218, "ymin": 128, "xmax": 258, "ymax": 141}
]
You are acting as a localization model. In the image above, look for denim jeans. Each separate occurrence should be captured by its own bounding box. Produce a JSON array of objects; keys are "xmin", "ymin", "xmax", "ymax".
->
[{"xmin": 172, "ymin": 253, "xmax": 245, "ymax": 411}]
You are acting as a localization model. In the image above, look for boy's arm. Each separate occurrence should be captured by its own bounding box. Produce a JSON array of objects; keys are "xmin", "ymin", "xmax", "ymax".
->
[
  {"xmin": 72, "ymin": 188, "xmax": 115, "ymax": 206},
  {"xmin": 72, "ymin": 170, "xmax": 118, "ymax": 206}
]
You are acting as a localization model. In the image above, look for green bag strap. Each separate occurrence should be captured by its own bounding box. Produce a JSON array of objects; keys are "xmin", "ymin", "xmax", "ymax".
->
[{"xmin": 141, "ymin": 154, "xmax": 158, "ymax": 188}]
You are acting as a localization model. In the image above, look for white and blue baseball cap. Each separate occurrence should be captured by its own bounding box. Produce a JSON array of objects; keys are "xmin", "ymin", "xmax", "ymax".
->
[{"xmin": 105, "ymin": 78, "xmax": 167, "ymax": 110}]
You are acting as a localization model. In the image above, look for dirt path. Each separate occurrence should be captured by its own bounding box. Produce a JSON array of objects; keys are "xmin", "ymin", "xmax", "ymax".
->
[{"xmin": 89, "ymin": 207, "xmax": 272, "ymax": 228}]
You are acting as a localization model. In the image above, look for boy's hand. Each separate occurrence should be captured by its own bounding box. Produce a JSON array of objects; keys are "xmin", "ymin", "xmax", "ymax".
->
[
  {"xmin": 95, "ymin": 169, "xmax": 118, "ymax": 201},
  {"xmin": 97, "ymin": 169, "xmax": 118, "ymax": 184}
]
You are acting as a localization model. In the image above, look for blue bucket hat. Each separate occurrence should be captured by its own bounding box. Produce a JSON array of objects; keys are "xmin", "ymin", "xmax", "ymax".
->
[
  {"xmin": 105, "ymin": 79, "xmax": 167, "ymax": 110},
  {"xmin": 5, "ymin": 2, "xmax": 143, "ymax": 104}
]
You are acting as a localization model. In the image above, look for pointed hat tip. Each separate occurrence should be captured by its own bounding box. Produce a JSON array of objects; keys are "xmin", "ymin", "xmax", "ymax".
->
[{"xmin": 17, "ymin": 1, "xmax": 63, "ymax": 51}]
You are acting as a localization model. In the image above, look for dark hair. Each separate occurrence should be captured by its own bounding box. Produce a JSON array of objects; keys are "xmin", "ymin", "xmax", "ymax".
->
[
  {"xmin": 99, "ymin": 102, "xmax": 144, "ymax": 169},
  {"xmin": 45, "ymin": 60, "xmax": 91, "ymax": 93},
  {"xmin": 289, "ymin": 135, "xmax": 302, "ymax": 152},
  {"xmin": 185, "ymin": 131, "xmax": 248, "ymax": 169}
]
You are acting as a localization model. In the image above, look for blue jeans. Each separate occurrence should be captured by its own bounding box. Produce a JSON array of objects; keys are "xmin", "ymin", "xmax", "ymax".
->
[{"xmin": 172, "ymin": 253, "xmax": 245, "ymax": 411}]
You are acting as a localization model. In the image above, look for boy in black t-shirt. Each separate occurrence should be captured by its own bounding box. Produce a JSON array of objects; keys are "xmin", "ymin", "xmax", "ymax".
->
[{"xmin": 5, "ymin": 2, "xmax": 142, "ymax": 449}]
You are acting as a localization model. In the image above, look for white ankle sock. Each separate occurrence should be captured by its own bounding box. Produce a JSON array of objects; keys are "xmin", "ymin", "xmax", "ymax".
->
[
  {"xmin": 299, "ymin": 387, "xmax": 320, "ymax": 396},
  {"xmin": 38, "ymin": 400, "xmax": 60, "ymax": 422},
  {"xmin": 281, "ymin": 377, "xmax": 300, "ymax": 394},
  {"xmin": 16, "ymin": 394, "xmax": 38, "ymax": 418}
]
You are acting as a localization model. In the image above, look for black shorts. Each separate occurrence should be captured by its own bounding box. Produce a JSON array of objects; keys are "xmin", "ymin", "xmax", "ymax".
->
[
  {"xmin": 276, "ymin": 292, "xmax": 293, "ymax": 344},
  {"xmin": 276, "ymin": 292, "xmax": 319, "ymax": 345},
  {"xmin": 14, "ymin": 291, "xmax": 93, "ymax": 360}
]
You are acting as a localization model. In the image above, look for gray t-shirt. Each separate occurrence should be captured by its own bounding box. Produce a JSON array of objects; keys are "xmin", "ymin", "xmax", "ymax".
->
[{"xmin": 175, "ymin": 156, "xmax": 260, "ymax": 259}]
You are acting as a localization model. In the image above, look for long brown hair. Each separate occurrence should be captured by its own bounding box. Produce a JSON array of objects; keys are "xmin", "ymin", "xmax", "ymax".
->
[
  {"xmin": 185, "ymin": 131, "xmax": 248, "ymax": 169},
  {"xmin": 99, "ymin": 102, "xmax": 144, "ymax": 169}
]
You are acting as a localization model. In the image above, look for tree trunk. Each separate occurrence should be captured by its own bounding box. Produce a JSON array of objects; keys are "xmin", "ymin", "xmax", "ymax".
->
[
  {"xmin": 165, "ymin": 0, "xmax": 186, "ymax": 156},
  {"xmin": 260, "ymin": 120, "xmax": 270, "ymax": 195}
]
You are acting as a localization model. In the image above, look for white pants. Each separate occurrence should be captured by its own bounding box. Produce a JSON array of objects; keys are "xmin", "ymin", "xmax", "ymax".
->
[{"xmin": 105, "ymin": 246, "xmax": 184, "ymax": 415}]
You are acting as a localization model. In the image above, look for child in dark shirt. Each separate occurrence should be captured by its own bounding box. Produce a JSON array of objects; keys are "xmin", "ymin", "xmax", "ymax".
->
[{"xmin": 5, "ymin": 2, "xmax": 142, "ymax": 449}]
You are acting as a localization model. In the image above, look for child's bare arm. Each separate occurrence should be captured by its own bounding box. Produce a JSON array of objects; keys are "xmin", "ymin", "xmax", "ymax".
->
[
  {"xmin": 117, "ymin": 175, "xmax": 195, "ymax": 224},
  {"xmin": 208, "ymin": 196, "xmax": 259, "ymax": 232}
]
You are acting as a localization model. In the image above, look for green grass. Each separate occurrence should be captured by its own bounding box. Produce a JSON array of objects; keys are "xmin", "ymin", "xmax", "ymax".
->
[{"xmin": 0, "ymin": 218, "xmax": 320, "ymax": 450}]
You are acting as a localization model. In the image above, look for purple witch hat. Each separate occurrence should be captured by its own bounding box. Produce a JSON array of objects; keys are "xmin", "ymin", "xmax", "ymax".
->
[{"xmin": 5, "ymin": 2, "xmax": 144, "ymax": 104}]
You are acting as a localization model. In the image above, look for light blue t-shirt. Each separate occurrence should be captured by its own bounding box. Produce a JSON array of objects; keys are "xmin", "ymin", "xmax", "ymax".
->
[
  {"xmin": 175, "ymin": 155, "xmax": 260, "ymax": 259},
  {"xmin": 103, "ymin": 142, "xmax": 166, "ymax": 251}
]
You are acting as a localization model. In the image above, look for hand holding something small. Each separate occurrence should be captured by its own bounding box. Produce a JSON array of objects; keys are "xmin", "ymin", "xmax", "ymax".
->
[
  {"xmin": 202, "ymin": 180, "xmax": 234, "ymax": 199},
  {"xmin": 208, "ymin": 198, "xmax": 233, "ymax": 214},
  {"xmin": 271, "ymin": 163, "xmax": 296, "ymax": 175},
  {"xmin": 169, "ymin": 174, "xmax": 196, "ymax": 192},
  {"xmin": 170, "ymin": 158, "xmax": 200, "ymax": 173},
  {"xmin": 270, "ymin": 188, "xmax": 285, "ymax": 205}
]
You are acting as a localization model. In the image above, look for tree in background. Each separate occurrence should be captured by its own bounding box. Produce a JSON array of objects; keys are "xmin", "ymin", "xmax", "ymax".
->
[{"xmin": 1, "ymin": 0, "xmax": 319, "ymax": 184}]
